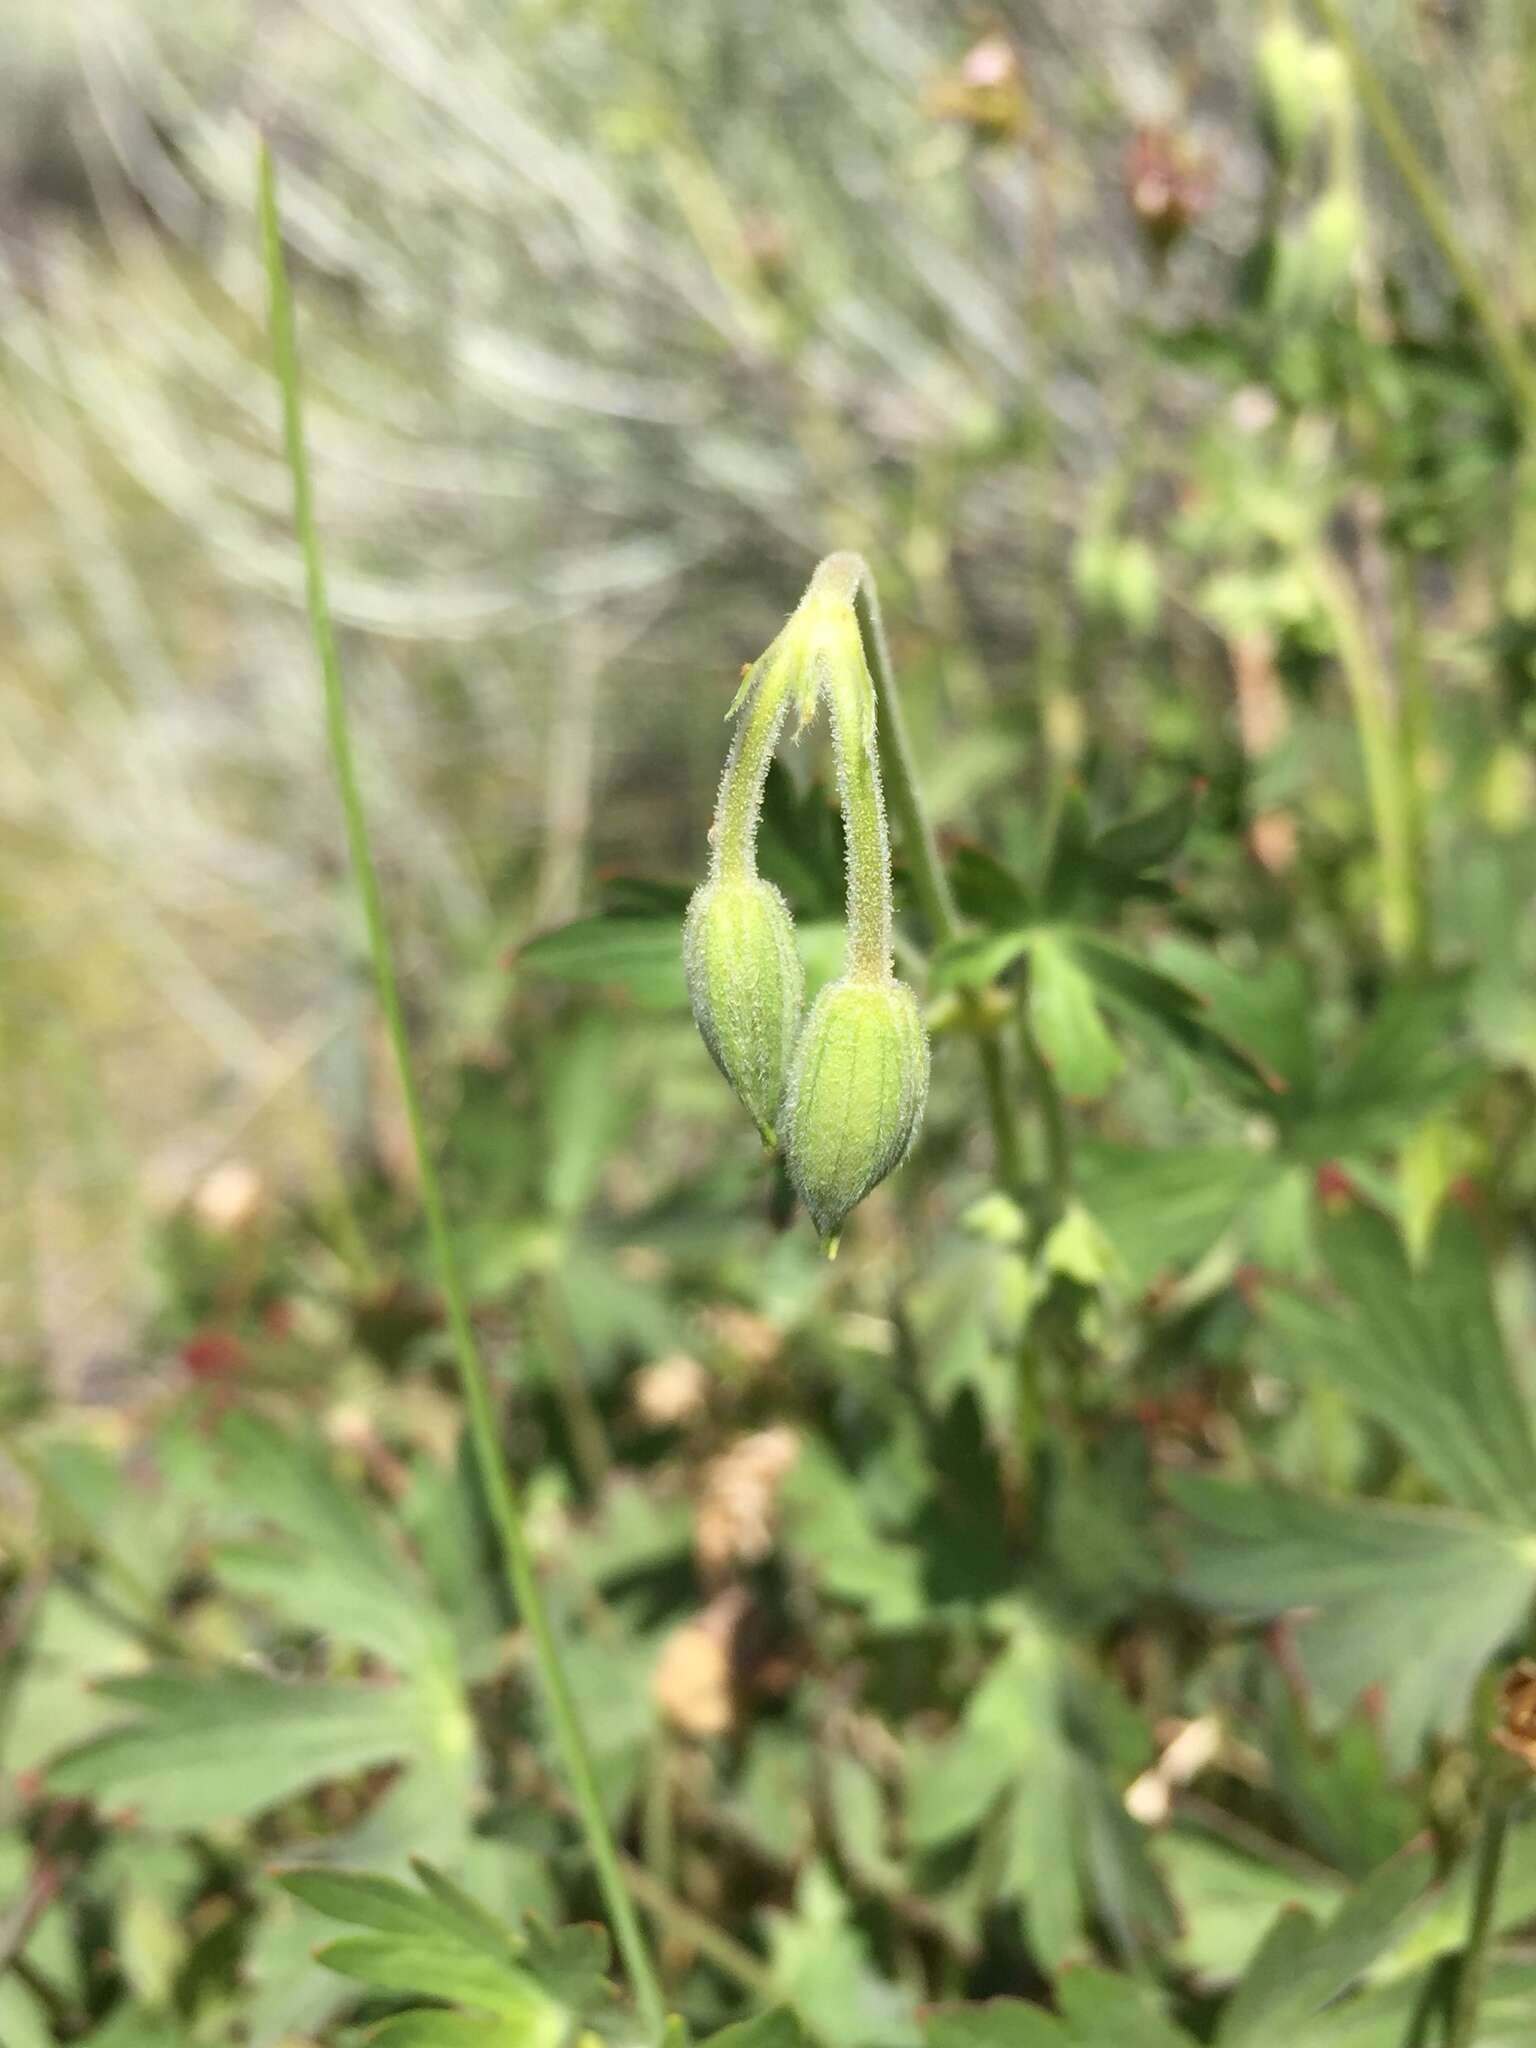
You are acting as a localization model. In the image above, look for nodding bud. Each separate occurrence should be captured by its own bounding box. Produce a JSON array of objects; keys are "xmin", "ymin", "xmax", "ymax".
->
[
  {"xmin": 689, "ymin": 553, "xmax": 930, "ymax": 1240},
  {"xmin": 784, "ymin": 976, "xmax": 929, "ymax": 1250},
  {"xmin": 684, "ymin": 876, "xmax": 804, "ymax": 1146}
]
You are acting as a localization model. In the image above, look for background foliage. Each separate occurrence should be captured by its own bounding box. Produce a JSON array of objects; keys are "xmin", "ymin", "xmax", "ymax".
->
[{"xmin": 5, "ymin": 2, "xmax": 1536, "ymax": 2044}]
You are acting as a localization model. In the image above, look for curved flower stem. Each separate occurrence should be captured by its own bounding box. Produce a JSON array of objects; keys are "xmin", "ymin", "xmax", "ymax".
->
[
  {"xmin": 1307, "ymin": 0, "xmax": 1536, "ymax": 423},
  {"xmin": 848, "ymin": 564, "xmax": 1034, "ymax": 1194},
  {"xmin": 258, "ymin": 143, "xmax": 666, "ymax": 2044},
  {"xmin": 849, "ymin": 571, "xmax": 961, "ymax": 945},
  {"xmin": 712, "ymin": 654, "xmax": 790, "ymax": 884}
]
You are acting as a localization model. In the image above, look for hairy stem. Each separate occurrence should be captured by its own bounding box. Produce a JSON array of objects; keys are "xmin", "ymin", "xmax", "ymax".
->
[
  {"xmin": 712, "ymin": 655, "xmax": 790, "ymax": 883},
  {"xmin": 823, "ymin": 636, "xmax": 894, "ymax": 982},
  {"xmin": 849, "ymin": 570, "xmax": 961, "ymax": 946},
  {"xmin": 258, "ymin": 142, "xmax": 666, "ymax": 2043},
  {"xmin": 846, "ymin": 564, "xmax": 1035, "ymax": 1189}
]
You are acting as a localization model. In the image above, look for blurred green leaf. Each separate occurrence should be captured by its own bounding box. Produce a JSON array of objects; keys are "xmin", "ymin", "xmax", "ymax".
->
[
  {"xmin": 50, "ymin": 1668, "xmax": 437, "ymax": 1827},
  {"xmin": 1174, "ymin": 1478, "xmax": 1536, "ymax": 1763},
  {"xmin": 519, "ymin": 917, "xmax": 686, "ymax": 1008},
  {"xmin": 923, "ymin": 2004, "xmax": 1063, "ymax": 2046},
  {"xmin": 1027, "ymin": 932, "xmax": 1124, "ymax": 1099},
  {"xmin": 1216, "ymin": 1852, "xmax": 1433, "ymax": 2046},
  {"xmin": 1260, "ymin": 1202, "xmax": 1536, "ymax": 1524},
  {"xmin": 702, "ymin": 2013, "xmax": 815, "ymax": 2048}
]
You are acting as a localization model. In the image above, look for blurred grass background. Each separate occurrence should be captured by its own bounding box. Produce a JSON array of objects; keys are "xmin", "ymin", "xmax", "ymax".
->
[{"xmin": 3, "ymin": 0, "xmax": 1535, "ymax": 1382}]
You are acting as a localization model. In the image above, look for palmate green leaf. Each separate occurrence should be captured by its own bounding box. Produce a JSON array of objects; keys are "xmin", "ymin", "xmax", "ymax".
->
[
  {"xmin": 284, "ymin": 1864, "xmax": 602, "ymax": 2047},
  {"xmin": 1068, "ymin": 933, "xmax": 1279, "ymax": 1097},
  {"xmin": 1215, "ymin": 1851, "xmax": 1433, "ymax": 2047},
  {"xmin": 765, "ymin": 1862, "xmax": 920, "ymax": 2047},
  {"xmin": 540, "ymin": 1010, "xmax": 636, "ymax": 1223},
  {"xmin": 1173, "ymin": 1477, "xmax": 1536, "ymax": 1764},
  {"xmin": 1055, "ymin": 1969, "xmax": 1198, "ymax": 2046},
  {"xmin": 519, "ymin": 1917, "xmax": 612, "ymax": 2015},
  {"xmin": 1155, "ymin": 1831, "xmax": 1346, "ymax": 1985},
  {"xmin": 922, "ymin": 1970, "xmax": 1198, "ymax": 2046},
  {"xmin": 49, "ymin": 1667, "xmax": 431, "ymax": 1827},
  {"xmin": 1039, "ymin": 786, "xmax": 1196, "ymax": 920},
  {"xmin": 1093, "ymin": 788, "xmax": 1199, "ymax": 872},
  {"xmin": 1294, "ymin": 1960, "xmax": 1536, "ymax": 2046},
  {"xmin": 1262, "ymin": 1682, "xmax": 1418, "ymax": 1880},
  {"xmin": 366, "ymin": 2017, "xmax": 508, "ymax": 2048},
  {"xmin": 929, "ymin": 927, "xmax": 1034, "ymax": 996},
  {"xmin": 1260, "ymin": 1202, "xmax": 1536, "ymax": 1525},
  {"xmin": 315, "ymin": 1936, "xmax": 559, "ymax": 2034},
  {"xmin": 1153, "ymin": 943, "xmax": 1317, "ymax": 1104},
  {"xmin": 924, "ymin": 2005, "xmax": 1064, "ymax": 2047},
  {"xmin": 1027, "ymin": 931, "xmax": 1124, "ymax": 1098},
  {"xmin": 1296, "ymin": 975, "xmax": 1474, "ymax": 1162},
  {"xmin": 931, "ymin": 926, "xmax": 1273, "ymax": 1096},
  {"xmin": 198, "ymin": 1412, "xmax": 455, "ymax": 1671},
  {"xmin": 779, "ymin": 1441, "xmax": 926, "ymax": 1629},
  {"xmin": 280, "ymin": 1863, "xmax": 510, "ymax": 1957},
  {"xmin": 1075, "ymin": 1141, "xmax": 1275, "ymax": 1294},
  {"xmin": 948, "ymin": 842, "xmax": 1034, "ymax": 930},
  {"xmin": 907, "ymin": 1618, "xmax": 1172, "ymax": 1974},
  {"xmin": 702, "ymin": 2012, "xmax": 815, "ymax": 2048},
  {"xmin": 61, "ymin": 2007, "xmax": 192, "ymax": 2048}
]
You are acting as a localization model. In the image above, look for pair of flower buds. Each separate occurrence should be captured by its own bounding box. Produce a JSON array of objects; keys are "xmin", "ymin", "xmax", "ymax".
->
[{"xmin": 684, "ymin": 556, "xmax": 930, "ymax": 1253}]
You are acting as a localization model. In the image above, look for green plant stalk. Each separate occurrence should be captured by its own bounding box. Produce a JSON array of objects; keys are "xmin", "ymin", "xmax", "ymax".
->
[
  {"xmin": 1307, "ymin": 0, "xmax": 1536, "ymax": 423},
  {"xmin": 1309, "ymin": 548, "xmax": 1423, "ymax": 966},
  {"xmin": 257, "ymin": 142, "xmax": 666, "ymax": 2043},
  {"xmin": 1446, "ymin": 1779, "xmax": 1516, "ymax": 2048},
  {"xmin": 1017, "ymin": 1012, "xmax": 1071, "ymax": 1210},
  {"xmin": 822, "ymin": 630, "xmax": 895, "ymax": 983},
  {"xmin": 847, "ymin": 567, "xmax": 1036, "ymax": 1190},
  {"xmin": 712, "ymin": 655, "xmax": 792, "ymax": 883},
  {"xmin": 849, "ymin": 571, "xmax": 960, "ymax": 946}
]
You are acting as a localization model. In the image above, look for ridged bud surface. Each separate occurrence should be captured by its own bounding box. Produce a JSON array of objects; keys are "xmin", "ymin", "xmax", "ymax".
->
[
  {"xmin": 684, "ymin": 876, "xmax": 804, "ymax": 1145},
  {"xmin": 784, "ymin": 977, "xmax": 930, "ymax": 1245}
]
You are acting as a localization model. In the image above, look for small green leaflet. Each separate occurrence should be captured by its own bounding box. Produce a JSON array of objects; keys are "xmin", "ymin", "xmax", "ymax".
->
[
  {"xmin": 49, "ymin": 1668, "xmax": 431, "ymax": 1829},
  {"xmin": 277, "ymin": 1863, "xmax": 610, "ymax": 2047}
]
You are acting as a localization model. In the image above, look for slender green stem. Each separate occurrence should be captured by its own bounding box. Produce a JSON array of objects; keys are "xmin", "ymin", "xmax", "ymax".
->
[
  {"xmin": 848, "ymin": 567, "xmax": 1035, "ymax": 1192},
  {"xmin": 1017, "ymin": 1014, "xmax": 1071, "ymax": 1212},
  {"xmin": 823, "ymin": 641, "xmax": 895, "ymax": 983},
  {"xmin": 1308, "ymin": 547, "xmax": 1422, "ymax": 966},
  {"xmin": 1447, "ymin": 1780, "xmax": 1515, "ymax": 2048},
  {"xmin": 976, "ymin": 1027, "xmax": 1027, "ymax": 1193},
  {"xmin": 712, "ymin": 655, "xmax": 790, "ymax": 883},
  {"xmin": 850, "ymin": 574, "xmax": 961, "ymax": 947},
  {"xmin": 1307, "ymin": 0, "xmax": 1536, "ymax": 422},
  {"xmin": 257, "ymin": 143, "xmax": 665, "ymax": 2043}
]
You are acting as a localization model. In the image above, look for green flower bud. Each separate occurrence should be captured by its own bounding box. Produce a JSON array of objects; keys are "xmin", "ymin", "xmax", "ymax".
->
[
  {"xmin": 684, "ymin": 875, "xmax": 804, "ymax": 1145},
  {"xmin": 690, "ymin": 553, "xmax": 932, "ymax": 1243},
  {"xmin": 784, "ymin": 975, "xmax": 929, "ymax": 1251}
]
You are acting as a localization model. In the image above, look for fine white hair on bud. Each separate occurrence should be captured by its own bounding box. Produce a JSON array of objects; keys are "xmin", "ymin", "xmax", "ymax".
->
[
  {"xmin": 783, "ymin": 975, "xmax": 930, "ymax": 1250},
  {"xmin": 687, "ymin": 553, "xmax": 930, "ymax": 1235},
  {"xmin": 683, "ymin": 874, "xmax": 804, "ymax": 1146}
]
